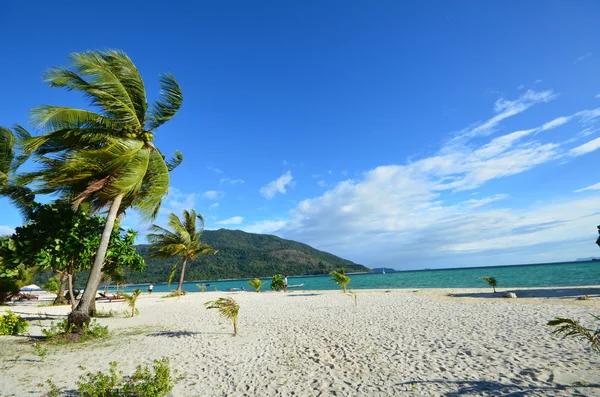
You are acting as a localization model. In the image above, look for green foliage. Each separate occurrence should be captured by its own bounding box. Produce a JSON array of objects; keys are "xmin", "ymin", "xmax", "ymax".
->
[
  {"xmin": 548, "ymin": 314, "xmax": 600, "ymax": 353},
  {"xmin": 482, "ymin": 276, "xmax": 498, "ymax": 293},
  {"xmin": 162, "ymin": 291, "xmax": 185, "ymax": 299},
  {"xmin": 42, "ymin": 319, "xmax": 108, "ymax": 341},
  {"xmin": 132, "ymin": 229, "xmax": 369, "ymax": 283},
  {"xmin": 248, "ymin": 278, "xmax": 264, "ymax": 292},
  {"xmin": 43, "ymin": 276, "xmax": 61, "ymax": 294},
  {"xmin": 0, "ymin": 310, "xmax": 29, "ymax": 335},
  {"xmin": 196, "ymin": 284, "xmax": 207, "ymax": 292},
  {"xmin": 271, "ymin": 274, "xmax": 284, "ymax": 291},
  {"xmin": 148, "ymin": 209, "xmax": 217, "ymax": 293},
  {"xmin": 93, "ymin": 308, "xmax": 119, "ymax": 318},
  {"xmin": 330, "ymin": 268, "xmax": 351, "ymax": 293},
  {"xmin": 33, "ymin": 342, "xmax": 48, "ymax": 360},
  {"xmin": 77, "ymin": 358, "xmax": 178, "ymax": 397},
  {"xmin": 118, "ymin": 288, "xmax": 142, "ymax": 317},
  {"xmin": 205, "ymin": 297, "xmax": 240, "ymax": 336},
  {"xmin": 44, "ymin": 379, "xmax": 62, "ymax": 397}
]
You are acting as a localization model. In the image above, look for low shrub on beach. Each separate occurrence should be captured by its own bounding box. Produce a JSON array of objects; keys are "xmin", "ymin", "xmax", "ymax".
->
[
  {"xmin": 118, "ymin": 288, "xmax": 142, "ymax": 317},
  {"xmin": 248, "ymin": 278, "xmax": 264, "ymax": 292},
  {"xmin": 42, "ymin": 319, "xmax": 108, "ymax": 342},
  {"xmin": 0, "ymin": 310, "xmax": 29, "ymax": 335},
  {"xmin": 77, "ymin": 358, "xmax": 179, "ymax": 397},
  {"xmin": 271, "ymin": 274, "xmax": 284, "ymax": 291},
  {"xmin": 162, "ymin": 291, "xmax": 187, "ymax": 298}
]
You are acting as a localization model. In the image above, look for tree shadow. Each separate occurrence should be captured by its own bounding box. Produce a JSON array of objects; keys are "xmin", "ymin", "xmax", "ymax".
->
[
  {"xmin": 145, "ymin": 330, "xmax": 228, "ymax": 338},
  {"xmin": 395, "ymin": 379, "xmax": 600, "ymax": 396},
  {"xmin": 8, "ymin": 312, "xmax": 66, "ymax": 321},
  {"xmin": 451, "ymin": 287, "xmax": 600, "ymax": 299},
  {"xmin": 286, "ymin": 293, "xmax": 320, "ymax": 297}
]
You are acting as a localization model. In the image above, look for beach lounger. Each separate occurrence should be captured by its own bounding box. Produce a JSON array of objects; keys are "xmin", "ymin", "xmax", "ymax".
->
[{"xmin": 96, "ymin": 292, "xmax": 125, "ymax": 302}]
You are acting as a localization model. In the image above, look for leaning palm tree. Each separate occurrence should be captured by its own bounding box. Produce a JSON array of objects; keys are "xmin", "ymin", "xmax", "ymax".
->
[
  {"xmin": 118, "ymin": 288, "xmax": 142, "ymax": 317},
  {"xmin": 205, "ymin": 297, "xmax": 240, "ymax": 336},
  {"xmin": 330, "ymin": 268, "xmax": 351, "ymax": 293},
  {"xmin": 248, "ymin": 278, "xmax": 264, "ymax": 293},
  {"xmin": 148, "ymin": 209, "xmax": 217, "ymax": 295},
  {"xmin": 22, "ymin": 50, "xmax": 184, "ymax": 328},
  {"xmin": 482, "ymin": 276, "xmax": 497, "ymax": 293}
]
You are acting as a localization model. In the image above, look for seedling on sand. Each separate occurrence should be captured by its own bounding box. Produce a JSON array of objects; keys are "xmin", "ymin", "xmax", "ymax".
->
[
  {"xmin": 330, "ymin": 268, "xmax": 351, "ymax": 293},
  {"xmin": 205, "ymin": 297, "xmax": 240, "ymax": 336},
  {"xmin": 482, "ymin": 276, "xmax": 498, "ymax": 293},
  {"xmin": 118, "ymin": 288, "xmax": 142, "ymax": 317},
  {"xmin": 248, "ymin": 278, "xmax": 264, "ymax": 292}
]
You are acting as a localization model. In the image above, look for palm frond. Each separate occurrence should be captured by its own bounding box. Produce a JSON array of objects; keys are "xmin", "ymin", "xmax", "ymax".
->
[
  {"xmin": 205, "ymin": 297, "xmax": 240, "ymax": 336},
  {"xmin": 548, "ymin": 315, "xmax": 600, "ymax": 352},
  {"xmin": 30, "ymin": 106, "xmax": 122, "ymax": 132},
  {"xmin": 166, "ymin": 151, "xmax": 183, "ymax": 172},
  {"xmin": 146, "ymin": 73, "xmax": 183, "ymax": 130},
  {"xmin": 131, "ymin": 149, "xmax": 170, "ymax": 221},
  {"xmin": 167, "ymin": 261, "xmax": 179, "ymax": 286}
]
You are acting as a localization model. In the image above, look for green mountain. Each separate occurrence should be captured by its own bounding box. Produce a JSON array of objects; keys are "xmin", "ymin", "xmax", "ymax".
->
[{"xmin": 129, "ymin": 229, "xmax": 370, "ymax": 283}]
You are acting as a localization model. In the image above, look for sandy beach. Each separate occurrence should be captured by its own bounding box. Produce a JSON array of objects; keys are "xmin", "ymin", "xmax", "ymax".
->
[{"xmin": 1, "ymin": 287, "xmax": 599, "ymax": 396}]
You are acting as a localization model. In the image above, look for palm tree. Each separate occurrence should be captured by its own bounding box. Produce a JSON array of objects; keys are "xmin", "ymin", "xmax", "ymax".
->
[
  {"xmin": 148, "ymin": 209, "xmax": 217, "ymax": 295},
  {"xmin": 548, "ymin": 314, "xmax": 600, "ymax": 353},
  {"xmin": 0, "ymin": 126, "xmax": 35, "ymax": 217},
  {"xmin": 23, "ymin": 50, "xmax": 184, "ymax": 328},
  {"xmin": 118, "ymin": 288, "xmax": 142, "ymax": 317},
  {"xmin": 205, "ymin": 297, "xmax": 240, "ymax": 336},
  {"xmin": 482, "ymin": 276, "xmax": 497, "ymax": 293},
  {"xmin": 330, "ymin": 268, "xmax": 351, "ymax": 293},
  {"xmin": 248, "ymin": 278, "xmax": 264, "ymax": 292}
]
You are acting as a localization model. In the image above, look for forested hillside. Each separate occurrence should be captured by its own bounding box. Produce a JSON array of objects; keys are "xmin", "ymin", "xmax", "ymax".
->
[{"xmin": 127, "ymin": 229, "xmax": 369, "ymax": 283}]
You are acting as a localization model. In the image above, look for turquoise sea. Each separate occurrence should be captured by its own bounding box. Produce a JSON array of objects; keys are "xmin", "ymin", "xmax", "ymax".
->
[{"xmin": 112, "ymin": 261, "xmax": 600, "ymax": 294}]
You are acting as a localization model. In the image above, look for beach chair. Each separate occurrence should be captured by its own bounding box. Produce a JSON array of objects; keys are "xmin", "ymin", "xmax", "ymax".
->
[{"xmin": 96, "ymin": 292, "xmax": 125, "ymax": 302}]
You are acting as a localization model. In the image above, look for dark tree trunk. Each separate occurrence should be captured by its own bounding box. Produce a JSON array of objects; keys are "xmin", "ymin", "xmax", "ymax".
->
[{"xmin": 53, "ymin": 273, "xmax": 68, "ymax": 305}]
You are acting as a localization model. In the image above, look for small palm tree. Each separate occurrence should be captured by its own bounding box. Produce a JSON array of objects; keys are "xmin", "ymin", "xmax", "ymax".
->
[
  {"xmin": 482, "ymin": 276, "xmax": 497, "ymax": 293},
  {"xmin": 248, "ymin": 278, "xmax": 264, "ymax": 293},
  {"xmin": 148, "ymin": 209, "xmax": 217, "ymax": 295},
  {"xmin": 205, "ymin": 297, "xmax": 240, "ymax": 336},
  {"xmin": 330, "ymin": 268, "xmax": 351, "ymax": 293},
  {"xmin": 119, "ymin": 289, "xmax": 142, "ymax": 317},
  {"xmin": 196, "ymin": 284, "xmax": 207, "ymax": 293},
  {"xmin": 346, "ymin": 290, "xmax": 358, "ymax": 306},
  {"xmin": 548, "ymin": 314, "xmax": 599, "ymax": 353}
]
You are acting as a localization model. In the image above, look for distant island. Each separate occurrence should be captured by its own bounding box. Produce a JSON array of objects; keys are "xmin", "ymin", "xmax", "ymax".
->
[{"xmin": 126, "ymin": 229, "xmax": 370, "ymax": 283}]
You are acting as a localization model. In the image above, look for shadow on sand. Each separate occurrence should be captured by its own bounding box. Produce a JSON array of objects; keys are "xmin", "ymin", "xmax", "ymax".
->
[
  {"xmin": 286, "ymin": 293, "xmax": 320, "ymax": 297},
  {"xmin": 451, "ymin": 287, "xmax": 600, "ymax": 299},
  {"xmin": 396, "ymin": 379, "xmax": 600, "ymax": 397},
  {"xmin": 146, "ymin": 330, "xmax": 229, "ymax": 338}
]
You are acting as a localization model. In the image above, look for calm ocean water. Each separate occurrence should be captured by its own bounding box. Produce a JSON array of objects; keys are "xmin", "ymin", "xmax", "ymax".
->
[{"xmin": 113, "ymin": 261, "xmax": 600, "ymax": 294}]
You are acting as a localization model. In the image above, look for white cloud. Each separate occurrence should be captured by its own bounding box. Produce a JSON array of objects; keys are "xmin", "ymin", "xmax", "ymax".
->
[
  {"xmin": 317, "ymin": 181, "xmax": 328, "ymax": 188},
  {"xmin": 541, "ymin": 116, "xmax": 570, "ymax": 131},
  {"xmin": 260, "ymin": 171, "xmax": 294, "ymax": 199},
  {"xmin": 0, "ymin": 225, "xmax": 15, "ymax": 236},
  {"xmin": 573, "ymin": 52, "xmax": 591, "ymax": 64},
  {"xmin": 209, "ymin": 202, "xmax": 219, "ymax": 210},
  {"xmin": 243, "ymin": 220, "xmax": 287, "ymax": 234},
  {"xmin": 569, "ymin": 137, "xmax": 600, "ymax": 156},
  {"xmin": 220, "ymin": 178, "xmax": 245, "ymax": 185},
  {"xmin": 158, "ymin": 188, "xmax": 197, "ymax": 215},
  {"xmin": 216, "ymin": 216, "xmax": 244, "ymax": 225},
  {"xmin": 203, "ymin": 190, "xmax": 225, "ymax": 200},
  {"xmin": 461, "ymin": 194, "xmax": 509, "ymax": 208},
  {"xmin": 207, "ymin": 166, "xmax": 224, "ymax": 174},
  {"xmin": 595, "ymin": 93, "xmax": 600, "ymax": 99},
  {"xmin": 575, "ymin": 182, "xmax": 600, "ymax": 193}
]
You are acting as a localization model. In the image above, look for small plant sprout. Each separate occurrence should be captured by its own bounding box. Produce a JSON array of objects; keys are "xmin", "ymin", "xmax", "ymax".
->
[
  {"xmin": 548, "ymin": 314, "xmax": 600, "ymax": 353},
  {"xmin": 196, "ymin": 284, "xmax": 207, "ymax": 292},
  {"xmin": 330, "ymin": 268, "xmax": 351, "ymax": 293},
  {"xmin": 118, "ymin": 289, "xmax": 142, "ymax": 317},
  {"xmin": 482, "ymin": 276, "xmax": 497, "ymax": 293},
  {"xmin": 346, "ymin": 290, "xmax": 358, "ymax": 306},
  {"xmin": 248, "ymin": 278, "xmax": 264, "ymax": 293},
  {"xmin": 205, "ymin": 297, "xmax": 240, "ymax": 336}
]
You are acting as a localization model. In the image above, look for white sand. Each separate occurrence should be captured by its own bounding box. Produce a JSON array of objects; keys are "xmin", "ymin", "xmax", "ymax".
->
[{"xmin": 1, "ymin": 288, "xmax": 600, "ymax": 396}]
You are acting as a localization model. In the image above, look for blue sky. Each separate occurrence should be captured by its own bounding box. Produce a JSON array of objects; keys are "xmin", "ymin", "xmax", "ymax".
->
[{"xmin": 1, "ymin": 1, "xmax": 600, "ymax": 269}]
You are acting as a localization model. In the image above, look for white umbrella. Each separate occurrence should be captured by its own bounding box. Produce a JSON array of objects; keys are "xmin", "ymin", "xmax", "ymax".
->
[{"xmin": 20, "ymin": 284, "xmax": 42, "ymax": 291}]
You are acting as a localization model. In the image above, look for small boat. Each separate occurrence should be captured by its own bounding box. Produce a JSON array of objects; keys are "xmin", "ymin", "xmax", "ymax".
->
[
  {"xmin": 288, "ymin": 283, "xmax": 305, "ymax": 289},
  {"xmin": 382, "ymin": 269, "xmax": 386, "ymax": 274}
]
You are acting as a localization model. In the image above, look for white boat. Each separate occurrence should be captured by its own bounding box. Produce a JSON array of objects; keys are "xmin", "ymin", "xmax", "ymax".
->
[
  {"xmin": 288, "ymin": 283, "xmax": 305, "ymax": 289},
  {"xmin": 382, "ymin": 269, "xmax": 386, "ymax": 274}
]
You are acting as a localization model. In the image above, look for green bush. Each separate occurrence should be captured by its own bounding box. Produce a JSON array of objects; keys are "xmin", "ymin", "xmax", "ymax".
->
[
  {"xmin": 270, "ymin": 274, "xmax": 284, "ymax": 291},
  {"xmin": 42, "ymin": 319, "xmax": 108, "ymax": 341},
  {"xmin": 0, "ymin": 310, "xmax": 29, "ymax": 335},
  {"xmin": 77, "ymin": 358, "xmax": 179, "ymax": 397}
]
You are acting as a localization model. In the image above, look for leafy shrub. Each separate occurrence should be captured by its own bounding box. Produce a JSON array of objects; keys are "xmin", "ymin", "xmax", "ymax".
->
[
  {"xmin": 270, "ymin": 274, "xmax": 284, "ymax": 291},
  {"xmin": 77, "ymin": 358, "xmax": 179, "ymax": 397},
  {"xmin": 248, "ymin": 278, "xmax": 264, "ymax": 292},
  {"xmin": 42, "ymin": 319, "xmax": 108, "ymax": 341},
  {"xmin": 0, "ymin": 310, "xmax": 29, "ymax": 335},
  {"xmin": 162, "ymin": 291, "xmax": 186, "ymax": 298}
]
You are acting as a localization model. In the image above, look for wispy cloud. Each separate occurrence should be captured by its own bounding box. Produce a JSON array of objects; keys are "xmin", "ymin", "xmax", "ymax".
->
[
  {"xmin": 260, "ymin": 171, "xmax": 295, "ymax": 199},
  {"xmin": 573, "ymin": 52, "xmax": 591, "ymax": 64},
  {"xmin": 0, "ymin": 225, "xmax": 15, "ymax": 235},
  {"xmin": 209, "ymin": 202, "xmax": 219, "ymax": 210},
  {"xmin": 242, "ymin": 220, "xmax": 287, "ymax": 234},
  {"xmin": 220, "ymin": 178, "xmax": 245, "ymax": 185},
  {"xmin": 203, "ymin": 190, "xmax": 225, "ymax": 200},
  {"xmin": 207, "ymin": 166, "xmax": 224, "ymax": 174},
  {"xmin": 317, "ymin": 180, "xmax": 328, "ymax": 188},
  {"xmin": 574, "ymin": 182, "xmax": 600, "ymax": 193},
  {"xmin": 569, "ymin": 137, "xmax": 600, "ymax": 156},
  {"xmin": 216, "ymin": 216, "xmax": 244, "ymax": 225}
]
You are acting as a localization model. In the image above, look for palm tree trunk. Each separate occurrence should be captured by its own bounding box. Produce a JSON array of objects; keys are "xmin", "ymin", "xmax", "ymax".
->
[
  {"xmin": 53, "ymin": 273, "xmax": 68, "ymax": 305},
  {"xmin": 68, "ymin": 273, "xmax": 76, "ymax": 309},
  {"xmin": 176, "ymin": 256, "xmax": 188, "ymax": 294},
  {"xmin": 69, "ymin": 194, "xmax": 124, "ymax": 329}
]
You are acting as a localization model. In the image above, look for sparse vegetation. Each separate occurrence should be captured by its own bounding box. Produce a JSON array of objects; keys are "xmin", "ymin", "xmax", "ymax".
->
[
  {"xmin": 271, "ymin": 274, "xmax": 284, "ymax": 291},
  {"xmin": 118, "ymin": 288, "xmax": 142, "ymax": 317},
  {"xmin": 76, "ymin": 358, "xmax": 178, "ymax": 397},
  {"xmin": 43, "ymin": 379, "xmax": 62, "ymax": 397},
  {"xmin": 33, "ymin": 343, "xmax": 48, "ymax": 360},
  {"xmin": 330, "ymin": 268, "xmax": 351, "ymax": 293},
  {"xmin": 0, "ymin": 310, "xmax": 29, "ymax": 335},
  {"xmin": 248, "ymin": 278, "xmax": 264, "ymax": 292},
  {"xmin": 548, "ymin": 314, "xmax": 599, "ymax": 353},
  {"xmin": 346, "ymin": 290, "xmax": 358, "ymax": 306},
  {"xmin": 482, "ymin": 276, "xmax": 497, "ymax": 293},
  {"xmin": 206, "ymin": 297, "xmax": 240, "ymax": 336},
  {"xmin": 162, "ymin": 291, "xmax": 186, "ymax": 298},
  {"xmin": 42, "ymin": 318, "xmax": 108, "ymax": 342},
  {"xmin": 196, "ymin": 284, "xmax": 207, "ymax": 292}
]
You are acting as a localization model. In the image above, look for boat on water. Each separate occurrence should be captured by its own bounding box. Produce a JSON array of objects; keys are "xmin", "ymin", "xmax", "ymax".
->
[
  {"xmin": 288, "ymin": 283, "xmax": 305, "ymax": 289},
  {"xmin": 382, "ymin": 269, "xmax": 386, "ymax": 274}
]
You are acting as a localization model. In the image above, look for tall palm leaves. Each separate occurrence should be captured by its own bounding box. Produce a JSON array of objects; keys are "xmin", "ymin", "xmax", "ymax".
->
[
  {"xmin": 0, "ymin": 126, "xmax": 35, "ymax": 217},
  {"xmin": 148, "ymin": 209, "xmax": 217, "ymax": 294},
  {"xmin": 205, "ymin": 297, "xmax": 240, "ymax": 336},
  {"xmin": 23, "ymin": 50, "xmax": 184, "ymax": 326}
]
